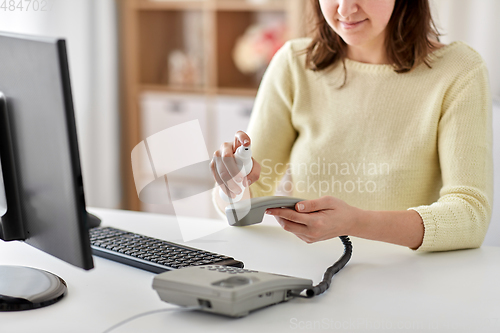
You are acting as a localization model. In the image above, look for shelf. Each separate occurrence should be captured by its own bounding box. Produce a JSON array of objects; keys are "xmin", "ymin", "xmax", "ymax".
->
[
  {"xmin": 140, "ymin": 84, "xmax": 258, "ymax": 97},
  {"xmin": 137, "ymin": 10, "xmax": 205, "ymax": 87},
  {"xmin": 136, "ymin": 0, "xmax": 207, "ymax": 11},
  {"xmin": 214, "ymin": 0, "xmax": 287, "ymax": 12},
  {"xmin": 215, "ymin": 87, "xmax": 257, "ymax": 97},
  {"xmin": 140, "ymin": 84, "xmax": 207, "ymax": 95},
  {"xmin": 136, "ymin": 1, "xmax": 287, "ymax": 90},
  {"xmin": 215, "ymin": 9, "xmax": 285, "ymax": 90},
  {"xmin": 119, "ymin": 0, "xmax": 309, "ymax": 211},
  {"xmin": 136, "ymin": 0, "xmax": 287, "ymax": 12}
]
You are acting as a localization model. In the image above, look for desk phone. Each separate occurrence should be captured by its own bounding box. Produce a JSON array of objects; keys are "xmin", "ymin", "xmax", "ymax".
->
[{"xmin": 152, "ymin": 265, "xmax": 313, "ymax": 317}]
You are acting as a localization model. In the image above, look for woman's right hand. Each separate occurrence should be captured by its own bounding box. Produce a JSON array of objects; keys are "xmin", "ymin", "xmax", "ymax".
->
[{"xmin": 210, "ymin": 131, "xmax": 261, "ymax": 199}]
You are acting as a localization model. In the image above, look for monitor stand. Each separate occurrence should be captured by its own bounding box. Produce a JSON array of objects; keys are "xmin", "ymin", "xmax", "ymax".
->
[
  {"xmin": 0, "ymin": 210, "xmax": 100, "ymax": 312},
  {"xmin": 0, "ymin": 265, "xmax": 67, "ymax": 311}
]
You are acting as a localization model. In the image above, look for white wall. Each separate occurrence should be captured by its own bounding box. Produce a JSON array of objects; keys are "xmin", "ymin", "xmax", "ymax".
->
[
  {"xmin": 0, "ymin": 0, "xmax": 121, "ymax": 209},
  {"xmin": 430, "ymin": 1, "xmax": 500, "ymax": 246},
  {"xmin": 431, "ymin": 0, "xmax": 500, "ymax": 99},
  {"xmin": 484, "ymin": 101, "xmax": 500, "ymax": 246}
]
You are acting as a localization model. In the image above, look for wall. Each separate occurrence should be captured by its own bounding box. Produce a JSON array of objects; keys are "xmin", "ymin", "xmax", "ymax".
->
[
  {"xmin": 430, "ymin": 0, "xmax": 500, "ymax": 246},
  {"xmin": 484, "ymin": 101, "xmax": 500, "ymax": 246},
  {"xmin": 431, "ymin": 0, "xmax": 500, "ymax": 99},
  {"xmin": 0, "ymin": 0, "xmax": 121, "ymax": 209}
]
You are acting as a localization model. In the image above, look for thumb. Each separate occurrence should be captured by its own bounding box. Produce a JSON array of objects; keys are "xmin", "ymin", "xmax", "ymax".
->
[{"xmin": 296, "ymin": 197, "xmax": 335, "ymax": 213}]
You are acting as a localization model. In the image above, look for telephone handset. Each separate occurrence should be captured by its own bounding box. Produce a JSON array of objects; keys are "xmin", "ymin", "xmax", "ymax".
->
[
  {"xmin": 219, "ymin": 146, "xmax": 304, "ymax": 226},
  {"xmin": 225, "ymin": 196, "xmax": 304, "ymax": 226}
]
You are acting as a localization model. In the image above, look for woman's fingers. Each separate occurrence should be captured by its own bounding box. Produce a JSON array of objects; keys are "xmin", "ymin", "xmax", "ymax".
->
[
  {"xmin": 273, "ymin": 215, "xmax": 309, "ymax": 235},
  {"xmin": 220, "ymin": 142, "xmax": 243, "ymax": 180},
  {"xmin": 210, "ymin": 157, "xmax": 232, "ymax": 197},
  {"xmin": 244, "ymin": 158, "xmax": 260, "ymax": 186},
  {"xmin": 234, "ymin": 131, "xmax": 251, "ymax": 150},
  {"xmin": 210, "ymin": 131, "xmax": 256, "ymax": 195},
  {"xmin": 212, "ymin": 150, "xmax": 241, "ymax": 197},
  {"xmin": 266, "ymin": 207, "xmax": 307, "ymax": 225},
  {"xmin": 295, "ymin": 196, "xmax": 338, "ymax": 213}
]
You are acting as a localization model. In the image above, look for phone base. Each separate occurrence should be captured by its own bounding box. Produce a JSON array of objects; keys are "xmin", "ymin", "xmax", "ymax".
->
[{"xmin": 153, "ymin": 265, "xmax": 312, "ymax": 317}]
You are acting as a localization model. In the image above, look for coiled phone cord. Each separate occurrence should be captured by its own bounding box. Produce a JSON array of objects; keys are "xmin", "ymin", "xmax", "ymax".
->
[{"xmin": 291, "ymin": 235, "xmax": 352, "ymax": 298}]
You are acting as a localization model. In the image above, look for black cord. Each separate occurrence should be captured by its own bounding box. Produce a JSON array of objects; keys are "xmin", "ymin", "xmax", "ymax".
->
[{"xmin": 291, "ymin": 235, "xmax": 352, "ymax": 298}]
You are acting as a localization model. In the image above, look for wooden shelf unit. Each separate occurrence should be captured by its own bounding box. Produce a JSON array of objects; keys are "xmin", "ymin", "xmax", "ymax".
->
[{"xmin": 118, "ymin": 0, "xmax": 310, "ymax": 211}]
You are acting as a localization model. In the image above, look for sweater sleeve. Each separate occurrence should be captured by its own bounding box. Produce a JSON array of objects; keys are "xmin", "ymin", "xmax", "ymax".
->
[
  {"xmin": 246, "ymin": 42, "xmax": 298, "ymax": 198},
  {"xmin": 409, "ymin": 63, "xmax": 493, "ymax": 252}
]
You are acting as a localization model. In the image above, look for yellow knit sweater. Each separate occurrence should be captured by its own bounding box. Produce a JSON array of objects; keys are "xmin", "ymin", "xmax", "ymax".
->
[{"xmin": 247, "ymin": 38, "xmax": 493, "ymax": 252}]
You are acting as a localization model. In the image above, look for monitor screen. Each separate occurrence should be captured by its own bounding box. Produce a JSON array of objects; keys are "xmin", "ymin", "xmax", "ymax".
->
[{"xmin": 0, "ymin": 32, "xmax": 94, "ymax": 270}]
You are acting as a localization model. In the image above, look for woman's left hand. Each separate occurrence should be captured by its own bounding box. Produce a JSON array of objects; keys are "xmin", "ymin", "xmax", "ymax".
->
[{"xmin": 265, "ymin": 196, "xmax": 362, "ymax": 243}]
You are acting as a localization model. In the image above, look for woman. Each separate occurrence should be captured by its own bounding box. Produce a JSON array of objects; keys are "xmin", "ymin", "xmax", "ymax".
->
[{"xmin": 210, "ymin": 0, "xmax": 493, "ymax": 252}]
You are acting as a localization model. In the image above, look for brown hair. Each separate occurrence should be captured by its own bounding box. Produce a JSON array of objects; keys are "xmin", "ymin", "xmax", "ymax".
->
[{"xmin": 305, "ymin": 0, "xmax": 440, "ymax": 77}]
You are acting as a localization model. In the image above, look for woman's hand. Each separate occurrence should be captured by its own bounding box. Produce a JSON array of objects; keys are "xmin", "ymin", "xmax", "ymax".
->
[
  {"xmin": 209, "ymin": 131, "xmax": 261, "ymax": 199},
  {"xmin": 266, "ymin": 196, "xmax": 362, "ymax": 243}
]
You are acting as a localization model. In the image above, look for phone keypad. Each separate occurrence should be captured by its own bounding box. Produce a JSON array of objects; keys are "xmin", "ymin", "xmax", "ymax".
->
[{"xmin": 201, "ymin": 265, "xmax": 258, "ymax": 274}]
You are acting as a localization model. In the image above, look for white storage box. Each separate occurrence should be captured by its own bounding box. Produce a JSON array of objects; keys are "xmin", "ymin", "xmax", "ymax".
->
[
  {"xmin": 137, "ymin": 92, "xmax": 210, "ymax": 180},
  {"xmin": 215, "ymin": 96, "xmax": 254, "ymax": 145},
  {"xmin": 140, "ymin": 92, "xmax": 208, "ymax": 140},
  {"xmin": 141, "ymin": 177, "xmax": 217, "ymax": 220}
]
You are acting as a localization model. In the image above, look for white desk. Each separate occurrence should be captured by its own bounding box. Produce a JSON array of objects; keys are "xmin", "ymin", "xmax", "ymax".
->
[{"xmin": 2, "ymin": 208, "xmax": 500, "ymax": 333}]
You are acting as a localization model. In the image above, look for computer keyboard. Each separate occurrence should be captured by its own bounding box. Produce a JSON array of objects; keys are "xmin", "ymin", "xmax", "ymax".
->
[{"xmin": 89, "ymin": 227, "xmax": 244, "ymax": 273}]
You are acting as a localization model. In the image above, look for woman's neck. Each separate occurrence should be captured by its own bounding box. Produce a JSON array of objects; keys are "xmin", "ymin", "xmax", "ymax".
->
[
  {"xmin": 346, "ymin": 32, "xmax": 390, "ymax": 64},
  {"xmin": 346, "ymin": 39, "xmax": 446, "ymax": 65},
  {"xmin": 347, "ymin": 42, "xmax": 389, "ymax": 65}
]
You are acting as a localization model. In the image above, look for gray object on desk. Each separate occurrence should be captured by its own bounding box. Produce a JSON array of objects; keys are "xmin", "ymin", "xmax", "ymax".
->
[
  {"xmin": 225, "ymin": 196, "xmax": 304, "ymax": 227},
  {"xmin": 153, "ymin": 265, "xmax": 313, "ymax": 317}
]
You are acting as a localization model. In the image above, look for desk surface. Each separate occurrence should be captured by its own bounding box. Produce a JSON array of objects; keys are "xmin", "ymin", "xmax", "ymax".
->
[{"xmin": 2, "ymin": 208, "xmax": 500, "ymax": 333}]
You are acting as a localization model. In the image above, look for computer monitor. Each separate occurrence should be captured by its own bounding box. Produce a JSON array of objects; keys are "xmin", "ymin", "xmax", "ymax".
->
[{"xmin": 0, "ymin": 32, "xmax": 99, "ymax": 311}]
